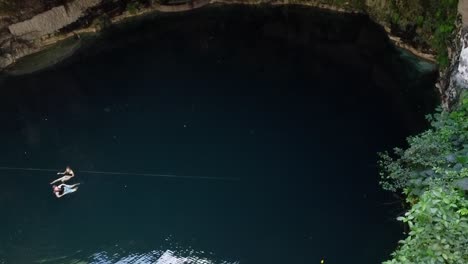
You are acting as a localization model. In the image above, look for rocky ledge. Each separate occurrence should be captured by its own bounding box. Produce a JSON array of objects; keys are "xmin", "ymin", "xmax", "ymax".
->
[{"xmin": 0, "ymin": 0, "xmax": 467, "ymax": 109}]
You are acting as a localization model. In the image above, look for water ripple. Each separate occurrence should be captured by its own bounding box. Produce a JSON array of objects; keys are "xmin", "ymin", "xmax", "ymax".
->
[{"xmin": 88, "ymin": 249, "xmax": 238, "ymax": 264}]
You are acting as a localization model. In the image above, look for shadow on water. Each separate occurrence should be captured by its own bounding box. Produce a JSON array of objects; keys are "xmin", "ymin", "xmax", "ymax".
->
[{"xmin": 0, "ymin": 5, "xmax": 438, "ymax": 264}]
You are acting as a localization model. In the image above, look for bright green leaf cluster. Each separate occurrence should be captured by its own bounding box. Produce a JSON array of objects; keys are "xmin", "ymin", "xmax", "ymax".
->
[
  {"xmin": 381, "ymin": 94, "xmax": 468, "ymax": 263},
  {"xmin": 383, "ymin": 185, "xmax": 468, "ymax": 264}
]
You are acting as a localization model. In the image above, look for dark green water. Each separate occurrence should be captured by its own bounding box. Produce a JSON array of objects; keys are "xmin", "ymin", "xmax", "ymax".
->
[{"xmin": 0, "ymin": 6, "xmax": 437, "ymax": 264}]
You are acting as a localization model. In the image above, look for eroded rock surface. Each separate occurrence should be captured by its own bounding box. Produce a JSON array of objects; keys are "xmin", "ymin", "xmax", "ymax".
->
[
  {"xmin": 8, "ymin": 0, "xmax": 101, "ymax": 40},
  {"xmin": 441, "ymin": 0, "xmax": 468, "ymax": 109}
]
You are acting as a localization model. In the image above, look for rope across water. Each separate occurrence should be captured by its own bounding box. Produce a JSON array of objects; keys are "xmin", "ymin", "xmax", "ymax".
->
[{"xmin": 0, "ymin": 166, "xmax": 240, "ymax": 181}]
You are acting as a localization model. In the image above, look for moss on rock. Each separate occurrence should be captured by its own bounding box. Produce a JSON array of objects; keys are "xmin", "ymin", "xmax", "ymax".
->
[{"xmin": 370, "ymin": 0, "xmax": 458, "ymax": 68}]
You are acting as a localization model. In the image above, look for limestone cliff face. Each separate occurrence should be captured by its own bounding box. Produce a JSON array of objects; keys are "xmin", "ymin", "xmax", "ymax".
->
[
  {"xmin": 0, "ymin": 0, "xmax": 443, "ymax": 69},
  {"xmin": 436, "ymin": 0, "xmax": 468, "ymax": 110},
  {"xmin": 362, "ymin": 0, "xmax": 468, "ymax": 109},
  {"xmin": 8, "ymin": 0, "xmax": 101, "ymax": 40},
  {"xmin": 0, "ymin": 0, "xmax": 466, "ymax": 107},
  {"xmin": 0, "ymin": 0, "xmax": 101, "ymax": 69}
]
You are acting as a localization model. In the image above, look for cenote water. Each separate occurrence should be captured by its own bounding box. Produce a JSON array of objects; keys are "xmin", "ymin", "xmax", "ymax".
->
[{"xmin": 0, "ymin": 6, "xmax": 438, "ymax": 264}]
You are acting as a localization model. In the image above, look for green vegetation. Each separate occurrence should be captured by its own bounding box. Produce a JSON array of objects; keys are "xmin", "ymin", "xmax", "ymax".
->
[
  {"xmin": 125, "ymin": 0, "xmax": 152, "ymax": 15},
  {"xmin": 379, "ymin": 95, "xmax": 468, "ymax": 195},
  {"xmin": 0, "ymin": 0, "xmax": 17, "ymax": 15},
  {"xmin": 387, "ymin": 0, "xmax": 458, "ymax": 68},
  {"xmin": 384, "ymin": 185, "xmax": 468, "ymax": 264},
  {"xmin": 91, "ymin": 14, "xmax": 111, "ymax": 30},
  {"xmin": 316, "ymin": 0, "xmax": 458, "ymax": 68},
  {"xmin": 379, "ymin": 93, "xmax": 468, "ymax": 263},
  {"xmin": 126, "ymin": 1, "xmax": 141, "ymax": 15}
]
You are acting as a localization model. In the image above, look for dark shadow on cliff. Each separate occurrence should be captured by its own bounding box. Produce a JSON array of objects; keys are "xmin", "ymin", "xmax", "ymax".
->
[{"xmin": 40, "ymin": 5, "xmax": 440, "ymax": 134}]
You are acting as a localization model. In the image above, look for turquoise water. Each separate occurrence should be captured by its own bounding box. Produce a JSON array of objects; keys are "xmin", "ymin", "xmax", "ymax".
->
[{"xmin": 0, "ymin": 6, "xmax": 437, "ymax": 264}]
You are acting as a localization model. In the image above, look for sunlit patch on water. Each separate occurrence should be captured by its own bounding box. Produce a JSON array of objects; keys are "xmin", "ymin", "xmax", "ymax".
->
[
  {"xmin": 90, "ymin": 249, "xmax": 238, "ymax": 264},
  {"xmin": 155, "ymin": 250, "xmax": 238, "ymax": 264},
  {"xmin": 90, "ymin": 250, "xmax": 160, "ymax": 263},
  {"xmin": 31, "ymin": 244, "xmax": 239, "ymax": 264}
]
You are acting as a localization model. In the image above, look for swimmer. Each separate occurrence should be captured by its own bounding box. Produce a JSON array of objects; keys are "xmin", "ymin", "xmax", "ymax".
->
[
  {"xmin": 50, "ymin": 166, "xmax": 75, "ymax": 184},
  {"xmin": 52, "ymin": 183, "xmax": 80, "ymax": 198}
]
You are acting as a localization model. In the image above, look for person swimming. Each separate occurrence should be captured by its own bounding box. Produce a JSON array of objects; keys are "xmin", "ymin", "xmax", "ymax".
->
[
  {"xmin": 50, "ymin": 166, "xmax": 75, "ymax": 184},
  {"xmin": 52, "ymin": 183, "xmax": 80, "ymax": 198}
]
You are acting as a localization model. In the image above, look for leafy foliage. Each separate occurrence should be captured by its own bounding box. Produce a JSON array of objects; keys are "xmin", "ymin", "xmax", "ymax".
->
[
  {"xmin": 379, "ymin": 96, "xmax": 468, "ymax": 195},
  {"xmin": 387, "ymin": 0, "xmax": 458, "ymax": 68},
  {"xmin": 384, "ymin": 185, "xmax": 468, "ymax": 264},
  {"xmin": 380, "ymin": 94, "xmax": 468, "ymax": 263},
  {"xmin": 126, "ymin": 1, "xmax": 142, "ymax": 15}
]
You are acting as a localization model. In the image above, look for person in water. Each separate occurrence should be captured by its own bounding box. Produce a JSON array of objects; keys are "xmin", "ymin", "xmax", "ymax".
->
[
  {"xmin": 50, "ymin": 166, "xmax": 75, "ymax": 184},
  {"xmin": 52, "ymin": 183, "xmax": 80, "ymax": 198}
]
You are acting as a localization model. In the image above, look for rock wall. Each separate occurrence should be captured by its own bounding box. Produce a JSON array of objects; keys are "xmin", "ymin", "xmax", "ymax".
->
[
  {"xmin": 438, "ymin": 0, "xmax": 468, "ymax": 109},
  {"xmin": 8, "ymin": 0, "xmax": 101, "ymax": 40},
  {"xmin": 0, "ymin": 0, "xmax": 466, "ymax": 109}
]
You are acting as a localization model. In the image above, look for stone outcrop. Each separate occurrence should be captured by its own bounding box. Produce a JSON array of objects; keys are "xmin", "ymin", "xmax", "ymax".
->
[
  {"xmin": 8, "ymin": 0, "xmax": 101, "ymax": 40},
  {"xmin": 459, "ymin": 0, "xmax": 468, "ymax": 26},
  {"xmin": 437, "ymin": 0, "xmax": 468, "ymax": 109},
  {"xmin": 0, "ymin": 0, "xmax": 101, "ymax": 70}
]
